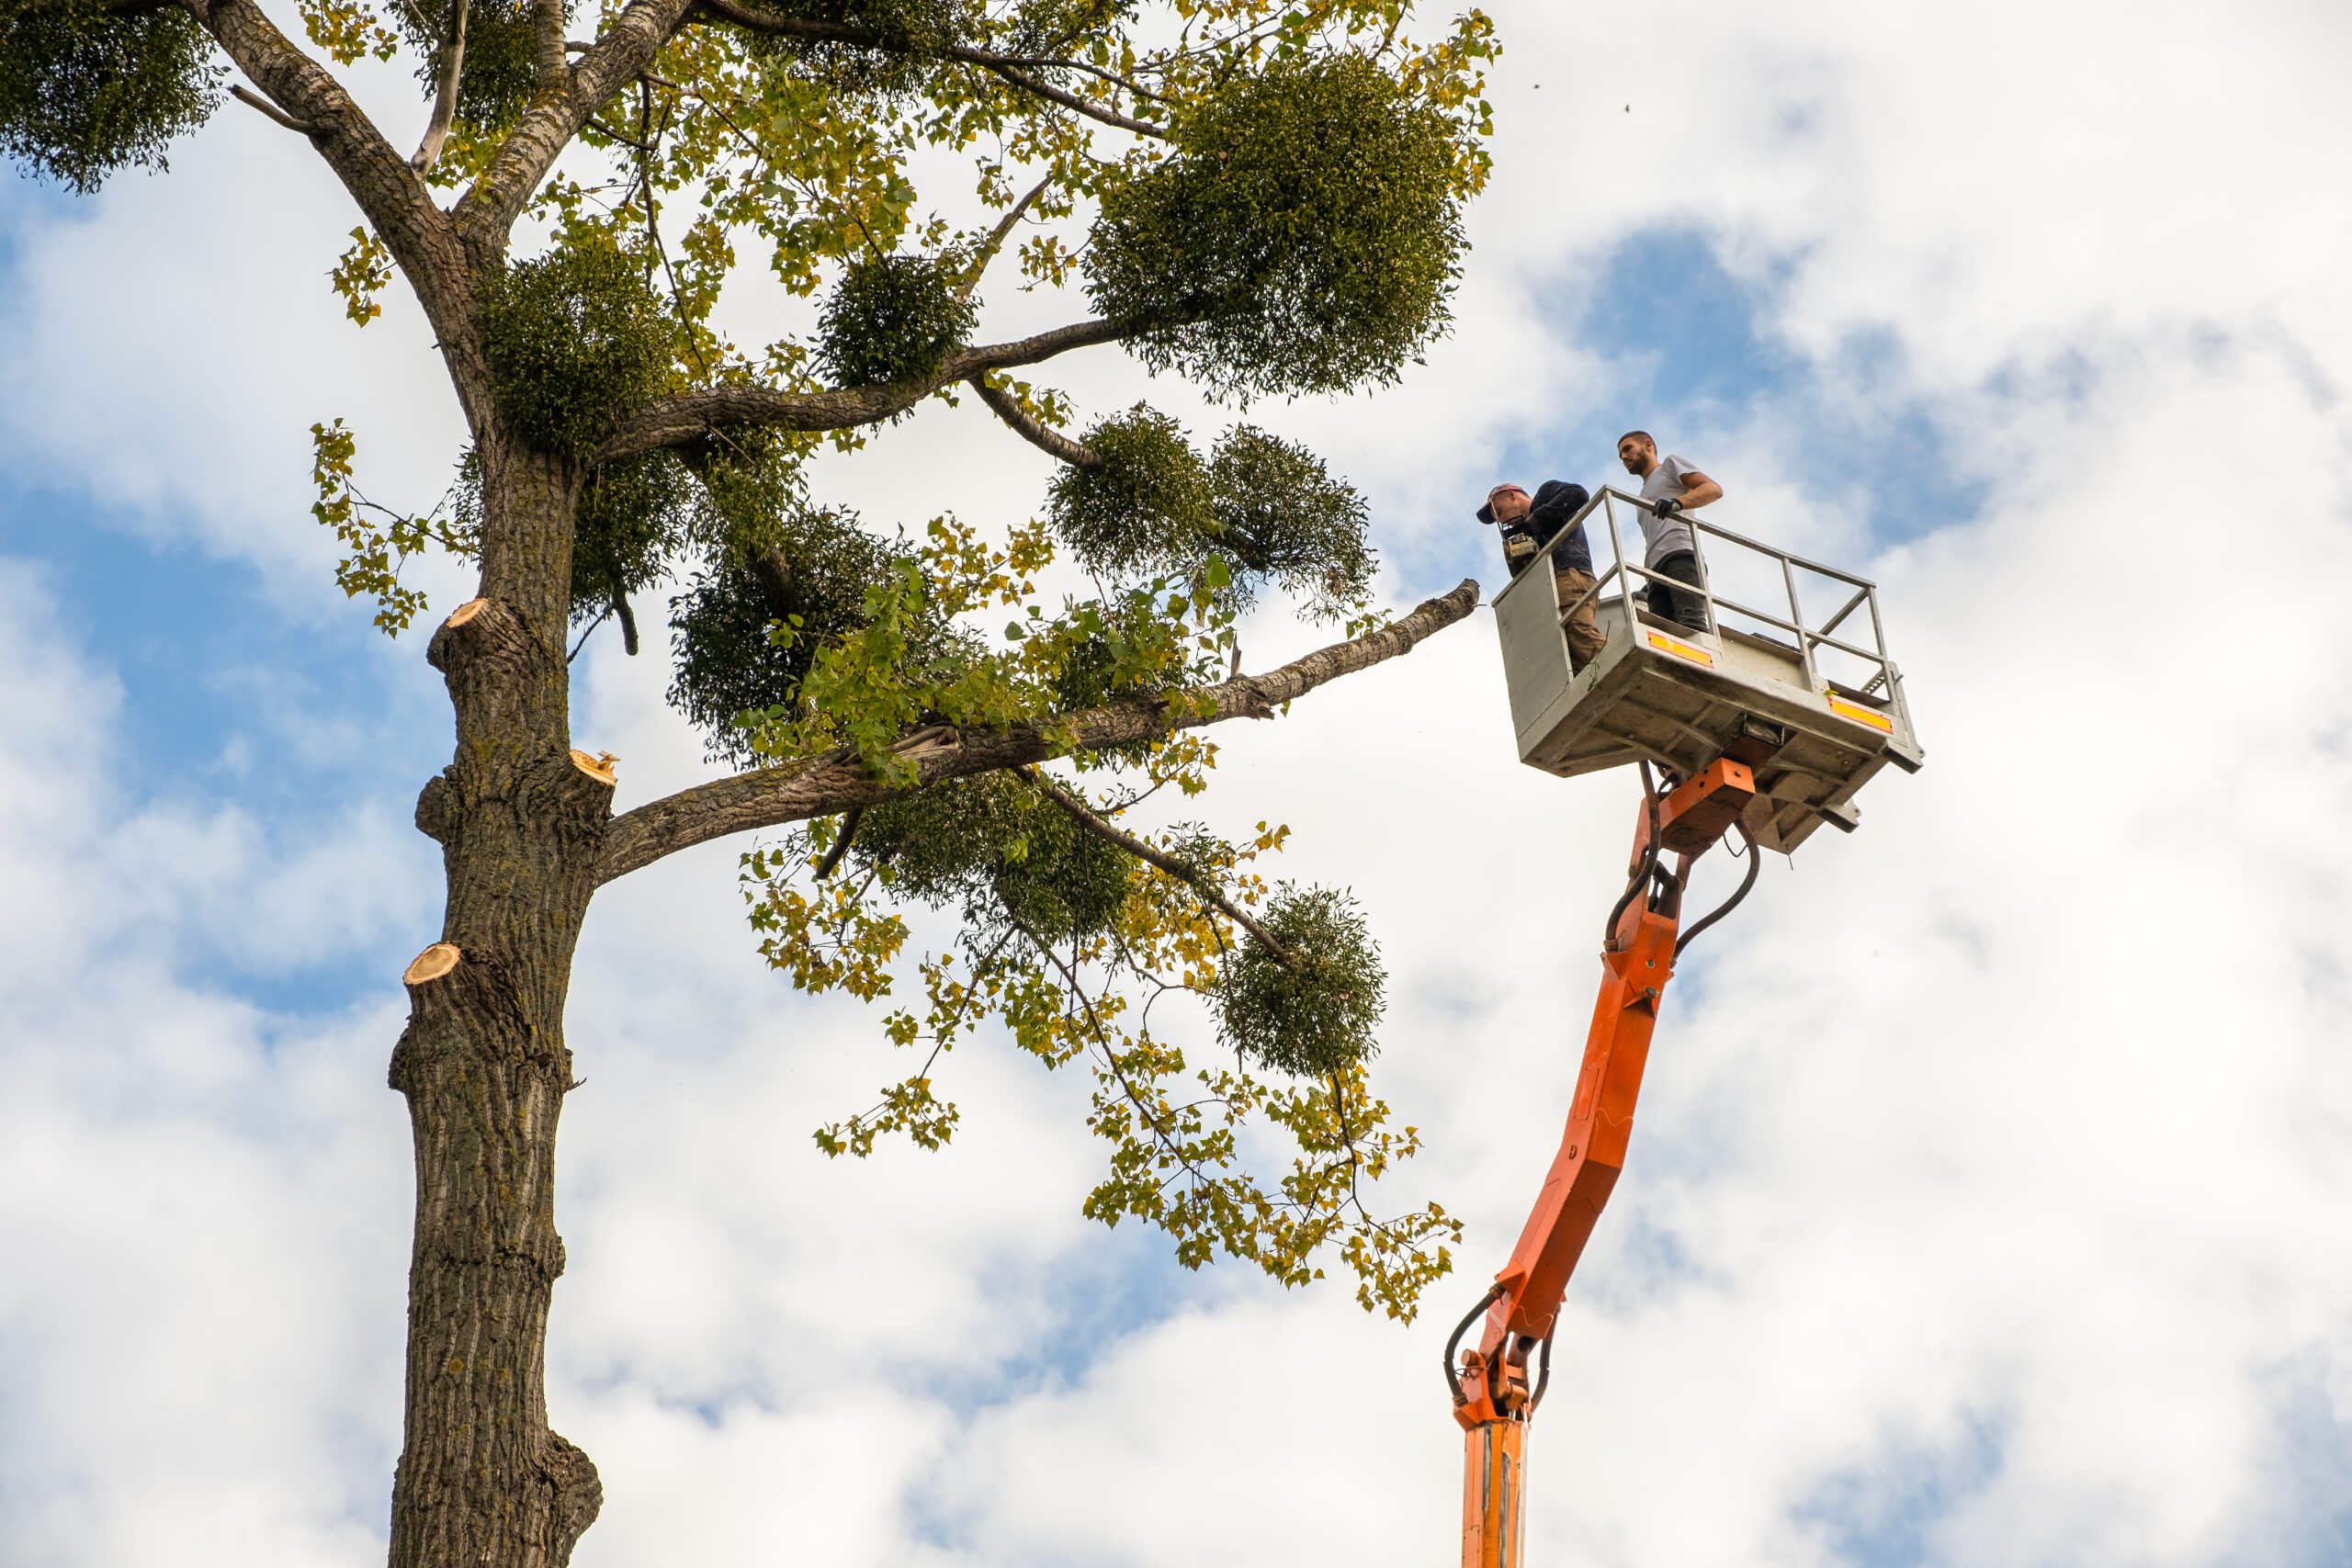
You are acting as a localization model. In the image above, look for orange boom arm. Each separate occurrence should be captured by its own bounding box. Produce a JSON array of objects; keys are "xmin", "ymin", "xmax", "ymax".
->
[{"xmin": 1445, "ymin": 758, "xmax": 1757, "ymax": 1568}]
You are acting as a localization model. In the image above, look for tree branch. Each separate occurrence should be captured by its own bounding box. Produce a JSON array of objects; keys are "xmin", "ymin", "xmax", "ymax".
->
[
  {"xmin": 410, "ymin": 0, "xmax": 469, "ymax": 173},
  {"xmin": 453, "ymin": 0, "xmax": 694, "ymax": 260},
  {"xmin": 531, "ymin": 0, "xmax": 568, "ymax": 84},
  {"xmin": 598, "ymin": 317, "xmax": 1128, "ymax": 460},
  {"xmin": 229, "ymin": 83, "xmax": 319, "ymax": 136},
  {"xmin": 595, "ymin": 580, "xmax": 1479, "ymax": 886},
  {"xmin": 1018, "ymin": 767, "xmax": 1295, "ymax": 964},
  {"xmin": 197, "ymin": 0, "xmax": 490, "ymax": 423},
  {"xmin": 687, "ymin": 0, "xmax": 1170, "ymax": 140},
  {"xmin": 811, "ymin": 807, "xmax": 863, "ymax": 878},
  {"xmin": 975, "ymin": 60, "xmax": 1165, "ymax": 139},
  {"xmin": 969, "ymin": 375, "xmax": 1100, "ymax": 468}
]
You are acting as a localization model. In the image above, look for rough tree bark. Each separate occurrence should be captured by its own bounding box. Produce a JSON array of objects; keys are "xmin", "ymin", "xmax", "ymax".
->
[{"xmin": 390, "ymin": 446, "xmax": 608, "ymax": 1565}]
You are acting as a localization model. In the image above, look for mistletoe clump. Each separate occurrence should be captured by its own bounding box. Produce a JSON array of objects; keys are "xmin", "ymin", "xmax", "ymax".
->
[
  {"xmin": 1048, "ymin": 412, "xmax": 1373, "ymax": 615},
  {"xmin": 668, "ymin": 507, "xmax": 914, "ymax": 762},
  {"xmin": 1208, "ymin": 427, "xmax": 1374, "ymax": 614},
  {"xmin": 817, "ymin": 251, "xmax": 977, "ymax": 388},
  {"xmin": 1084, "ymin": 52, "xmax": 1466, "ymax": 402},
  {"xmin": 853, "ymin": 773, "xmax": 1134, "ymax": 945},
  {"xmin": 480, "ymin": 242, "xmax": 674, "ymax": 457},
  {"xmin": 571, "ymin": 451, "xmax": 698, "ymax": 620},
  {"xmin": 390, "ymin": 0, "xmax": 538, "ymax": 136},
  {"xmin": 1046, "ymin": 405, "xmax": 1214, "ymax": 580},
  {"xmin": 0, "ymin": 0, "xmax": 221, "ymax": 192},
  {"xmin": 1216, "ymin": 884, "xmax": 1386, "ymax": 1077}
]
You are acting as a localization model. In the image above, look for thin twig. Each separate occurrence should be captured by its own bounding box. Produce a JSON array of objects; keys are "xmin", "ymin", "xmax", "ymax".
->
[
  {"xmin": 567, "ymin": 607, "xmax": 612, "ymax": 662},
  {"xmin": 687, "ymin": 0, "xmax": 1169, "ymax": 139},
  {"xmin": 1020, "ymin": 767, "xmax": 1295, "ymax": 966},
  {"xmin": 956, "ymin": 173, "xmax": 1053, "ymax": 302},
  {"xmin": 977, "ymin": 61, "xmax": 1165, "ymax": 137},
  {"xmin": 230, "ymin": 84, "xmax": 320, "ymax": 136}
]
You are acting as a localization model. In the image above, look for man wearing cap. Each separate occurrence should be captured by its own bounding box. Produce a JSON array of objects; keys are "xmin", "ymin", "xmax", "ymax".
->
[
  {"xmin": 1481, "ymin": 479, "xmax": 1604, "ymax": 671},
  {"xmin": 1615, "ymin": 431, "xmax": 1724, "ymax": 633}
]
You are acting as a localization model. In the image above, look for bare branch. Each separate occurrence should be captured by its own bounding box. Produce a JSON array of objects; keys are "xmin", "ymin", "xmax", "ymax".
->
[
  {"xmin": 595, "ymin": 580, "xmax": 1480, "ymax": 886},
  {"xmin": 983, "ymin": 52, "xmax": 1171, "ymax": 106},
  {"xmin": 975, "ymin": 60, "xmax": 1165, "ymax": 139},
  {"xmin": 969, "ymin": 375, "xmax": 1100, "ymax": 468},
  {"xmin": 410, "ymin": 0, "xmax": 469, "ymax": 173},
  {"xmin": 688, "ymin": 0, "xmax": 1170, "ymax": 140},
  {"xmin": 598, "ymin": 317, "xmax": 1128, "ymax": 460},
  {"xmin": 229, "ymin": 83, "xmax": 319, "ymax": 136},
  {"xmin": 1018, "ymin": 766, "xmax": 1295, "ymax": 964}
]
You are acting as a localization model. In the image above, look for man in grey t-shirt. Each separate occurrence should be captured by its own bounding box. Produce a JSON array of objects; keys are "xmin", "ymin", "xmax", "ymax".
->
[{"xmin": 1616, "ymin": 430, "xmax": 1724, "ymax": 632}]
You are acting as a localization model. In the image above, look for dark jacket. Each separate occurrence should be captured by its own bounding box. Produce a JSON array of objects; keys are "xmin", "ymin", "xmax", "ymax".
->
[{"xmin": 1480, "ymin": 479, "xmax": 1592, "ymax": 577}]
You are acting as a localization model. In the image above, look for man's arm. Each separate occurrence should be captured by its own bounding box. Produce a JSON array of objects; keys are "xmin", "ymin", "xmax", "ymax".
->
[{"xmin": 1676, "ymin": 468, "xmax": 1724, "ymax": 509}]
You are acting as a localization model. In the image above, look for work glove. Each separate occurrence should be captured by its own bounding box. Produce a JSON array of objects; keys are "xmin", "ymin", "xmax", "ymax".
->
[{"xmin": 1651, "ymin": 496, "xmax": 1683, "ymax": 520}]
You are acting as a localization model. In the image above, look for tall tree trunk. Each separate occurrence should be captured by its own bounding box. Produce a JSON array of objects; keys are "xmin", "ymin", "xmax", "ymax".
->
[{"xmin": 390, "ymin": 445, "xmax": 606, "ymax": 1567}]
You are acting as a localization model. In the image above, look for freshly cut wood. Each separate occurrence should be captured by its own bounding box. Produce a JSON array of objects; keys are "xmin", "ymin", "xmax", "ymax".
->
[
  {"xmin": 403, "ymin": 942, "xmax": 461, "ymax": 986},
  {"xmin": 445, "ymin": 598, "xmax": 490, "ymax": 629},
  {"xmin": 570, "ymin": 749, "xmax": 619, "ymax": 784}
]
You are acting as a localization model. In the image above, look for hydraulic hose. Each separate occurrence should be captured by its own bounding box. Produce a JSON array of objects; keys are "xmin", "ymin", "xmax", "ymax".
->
[
  {"xmin": 1673, "ymin": 822, "xmax": 1760, "ymax": 958},
  {"xmin": 1442, "ymin": 1282, "xmax": 1507, "ymax": 1406},
  {"xmin": 1602, "ymin": 763, "xmax": 1667, "ymax": 947}
]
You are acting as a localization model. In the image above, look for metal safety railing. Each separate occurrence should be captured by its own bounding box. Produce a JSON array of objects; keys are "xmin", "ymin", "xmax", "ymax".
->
[{"xmin": 1508, "ymin": 485, "xmax": 1913, "ymax": 733}]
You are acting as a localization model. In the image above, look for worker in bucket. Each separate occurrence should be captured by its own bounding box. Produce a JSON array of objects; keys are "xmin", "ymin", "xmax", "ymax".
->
[
  {"xmin": 1480, "ymin": 479, "xmax": 1604, "ymax": 671},
  {"xmin": 1615, "ymin": 431, "xmax": 1723, "ymax": 633}
]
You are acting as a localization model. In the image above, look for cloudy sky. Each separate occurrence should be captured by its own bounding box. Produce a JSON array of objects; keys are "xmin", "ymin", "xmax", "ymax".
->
[{"xmin": 6, "ymin": 1, "xmax": 2352, "ymax": 1563}]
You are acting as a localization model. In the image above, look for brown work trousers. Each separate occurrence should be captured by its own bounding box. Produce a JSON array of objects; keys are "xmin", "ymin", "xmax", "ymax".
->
[{"xmin": 1555, "ymin": 566, "xmax": 1606, "ymax": 671}]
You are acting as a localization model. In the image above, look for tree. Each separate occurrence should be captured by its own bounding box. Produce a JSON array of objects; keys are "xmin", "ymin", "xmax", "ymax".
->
[{"xmin": 2, "ymin": 0, "xmax": 1498, "ymax": 1560}]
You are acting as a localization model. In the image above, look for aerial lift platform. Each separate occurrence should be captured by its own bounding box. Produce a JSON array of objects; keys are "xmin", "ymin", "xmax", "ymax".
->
[
  {"xmin": 1448, "ymin": 491, "xmax": 1922, "ymax": 1565},
  {"xmin": 1491, "ymin": 487, "xmax": 1921, "ymax": 852}
]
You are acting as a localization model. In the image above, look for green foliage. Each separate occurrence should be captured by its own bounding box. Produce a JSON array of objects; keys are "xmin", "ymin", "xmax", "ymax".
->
[
  {"xmin": 297, "ymin": 0, "xmax": 400, "ymax": 65},
  {"xmin": 1046, "ymin": 404, "xmax": 1213, "ymax": 581},
  {"xmin": 0, "ymin": 0, "xmax": 221, "ymax": 192},
  {"xmin": 1216, "ymin": 884, "xmax": 1386, "ymax": 1078},
  {"xmin": 1084, "ymin": 52, "xmax": 1466, "ymax": 401},
  {"xmin": 329, "ymin": 228, "xmax": 393, "ymax": 327},
  {"xmin": 746, "ymin": 785, "xmax": 1458, "ymax": 1319},
  {"xmin": 310, "ymin": 420, "xmax": 475, "ymax": 635},
  {"xmin": 45, "ymin": 0, "xmax": 1502, "ymax": 1322},
  {"xmin": 392, "ymin": 0, "xmax": 540, "ymax": 134},
  {"xmin": 1048, "ymin": 410, "xmax": 1372, "ymax": 615},
  {"xmin": 816, "ymin": 250, "xmax": 977, "ymax": 388},
  {"xmin": 1208, "ymin": 425, "xmax": 1374, "ymax": 615},
  {"xmin": 668, "ymin": 506, "xmax": 911, "ymax": 763},
  {"xmin": 854, "ymin": 772, "xmax": 1134, "ymax": 944},
  {"xmin": 729, "ymin": 512, "xmax": 1236, "ymax": 789},
  {"xmin": 572, "ymin": 451, "xmax": 697, "ymax": 616},
  {"xmin": 480, "ymin": 241, "xmax": 674, "ymax": 457}
]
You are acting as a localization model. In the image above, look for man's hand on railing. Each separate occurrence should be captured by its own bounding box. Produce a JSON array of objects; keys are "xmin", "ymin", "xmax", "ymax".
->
[{"xmin": 1652, "ymin": 497, "xmax": 1684, "ymax": 520}]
